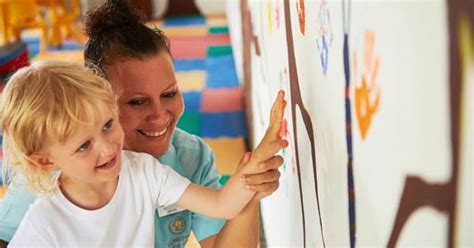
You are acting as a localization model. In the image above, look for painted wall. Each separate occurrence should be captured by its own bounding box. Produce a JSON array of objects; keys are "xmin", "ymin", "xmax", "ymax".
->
[{"xmin": 227, "ymin": 0, "xmax": 473, "ymax": 247}]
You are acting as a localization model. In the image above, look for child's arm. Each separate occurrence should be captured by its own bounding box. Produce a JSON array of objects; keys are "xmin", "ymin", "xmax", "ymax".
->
[{"xmin": 176, "ymin": 91, "xmax": 287, "ymax": 219}]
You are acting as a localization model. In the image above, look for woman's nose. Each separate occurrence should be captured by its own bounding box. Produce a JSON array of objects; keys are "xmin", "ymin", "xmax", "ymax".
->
[{"xmin": 146, "ymin": 101, "xmax": 170, "ymax": 125}]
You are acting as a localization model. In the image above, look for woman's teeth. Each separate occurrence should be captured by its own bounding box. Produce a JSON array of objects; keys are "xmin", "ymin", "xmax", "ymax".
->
[{"xmin": 140, "ymin": 127, "xmax": 167, "ymax": 137}]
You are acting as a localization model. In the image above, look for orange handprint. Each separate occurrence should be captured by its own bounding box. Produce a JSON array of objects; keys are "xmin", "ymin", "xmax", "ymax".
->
[
  {"xmin": 353, "ymin": 30, "xmax": 381, "ymax": 140},
  {"xmin": 296, "ymin": 0, "xmax": 305, "ymax": 34}
]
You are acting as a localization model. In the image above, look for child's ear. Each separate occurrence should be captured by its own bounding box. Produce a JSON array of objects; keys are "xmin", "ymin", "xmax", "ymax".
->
[{"xmin": 29, "ymin": 154, "xmax": 56, "ymax": 170}]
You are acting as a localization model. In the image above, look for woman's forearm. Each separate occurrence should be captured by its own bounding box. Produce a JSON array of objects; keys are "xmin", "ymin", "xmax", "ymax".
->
[{"xmin": 213, "ymin": 200, "xmax": 260, "ymax": 248}]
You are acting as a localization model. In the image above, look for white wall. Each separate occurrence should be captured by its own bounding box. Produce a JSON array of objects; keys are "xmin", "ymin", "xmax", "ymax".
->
[{"xmin": 230, "ymin": 0, "xmax": 473, "ymax": 247}]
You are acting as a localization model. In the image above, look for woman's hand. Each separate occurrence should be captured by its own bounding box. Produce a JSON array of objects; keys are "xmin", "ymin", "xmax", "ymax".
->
[
  {"xmin": 236, "ymin": 152, "xmax": 283, "ymax": 202},
  {"xmin": 240, "ymin": 152, "xmax": 284, "ymax": 201}
]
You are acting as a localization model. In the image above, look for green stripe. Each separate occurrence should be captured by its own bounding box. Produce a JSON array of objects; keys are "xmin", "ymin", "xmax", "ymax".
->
[
  {"xmin": 207, "ymin": 45, "xmax": 233, "ymax": 57},
  {"xmin": 209, "ymin": 26, "xmax": 229, "ymax": 34},
  {"xmin": 177, "ymin": 111, "xmax": 201, "ymax": 136}
]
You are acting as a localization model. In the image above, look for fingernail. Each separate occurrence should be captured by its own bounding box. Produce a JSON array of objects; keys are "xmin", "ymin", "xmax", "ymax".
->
[{"xmin": 245, "ymin": 152, "xmax": 251, "ymax": 160}]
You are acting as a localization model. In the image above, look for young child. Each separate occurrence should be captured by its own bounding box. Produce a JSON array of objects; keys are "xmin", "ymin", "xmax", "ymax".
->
[{"xmin": 1, "ymin": 61, "xmax": 287, "ymax": 246}]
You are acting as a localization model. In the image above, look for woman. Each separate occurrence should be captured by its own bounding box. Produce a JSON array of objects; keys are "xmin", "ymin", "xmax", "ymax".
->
[{"xmin": 0, "ymin": 0, "xmax": 283, "ymax": 247}]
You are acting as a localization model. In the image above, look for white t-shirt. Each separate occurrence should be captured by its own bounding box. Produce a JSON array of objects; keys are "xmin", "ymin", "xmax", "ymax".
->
[{"xmin": 9, "ymin": 150, "xmax": 191, "ymax": 247}]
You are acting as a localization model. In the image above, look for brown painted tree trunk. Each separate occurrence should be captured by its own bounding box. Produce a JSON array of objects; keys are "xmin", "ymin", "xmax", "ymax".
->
[
  {"xmin": 387, "ymin": 0, "xmax": 472, "ymax": 246},
  {"xmin": 164, "ymin": 0, "xmax": 201, "ymax": 17}
]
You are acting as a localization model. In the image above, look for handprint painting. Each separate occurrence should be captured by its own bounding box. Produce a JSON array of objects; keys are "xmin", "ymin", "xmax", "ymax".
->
[
  {"xmin": 350, "ymin": 1, "xmax": 461, "ymax": 246},
  {"xmin": 353, "ymin": 30, "xmax": 380, "ymax": 140},
  {"xmin": 316, "ymin": 0, "xmax": 333, "ymax": 75},
  {"xmin": 229, "ymin": 0, "xmax": 472, "ymax": 246}
]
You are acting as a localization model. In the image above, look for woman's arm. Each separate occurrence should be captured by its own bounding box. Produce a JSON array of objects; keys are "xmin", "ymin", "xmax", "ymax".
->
[
  {"xmin": 197, "ymin": 150, "xmax": 283, "ymax": 247},
  {"xmin": 208, "ymin": 152, "xmax": 283, "ymax": 248},
  {"xmin": 210, "ymin": 198, "xmax": 260, "ymax": 247}
]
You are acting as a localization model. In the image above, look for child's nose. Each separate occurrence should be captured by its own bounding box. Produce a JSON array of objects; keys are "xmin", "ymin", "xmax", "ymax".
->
[{"xmin": 98, "ymin": 138, "xmax": 117, "ymax": 157}]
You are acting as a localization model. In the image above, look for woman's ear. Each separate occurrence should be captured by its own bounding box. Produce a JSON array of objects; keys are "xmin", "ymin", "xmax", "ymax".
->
[{"xmin": 29, "ymin": 154, "xmax": 56, "ymax": 170}]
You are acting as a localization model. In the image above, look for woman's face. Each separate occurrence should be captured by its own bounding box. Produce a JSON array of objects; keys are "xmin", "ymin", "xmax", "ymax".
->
[{"xmin": 107, "ymin": 52, "xmax": 184, "ymax": 157}]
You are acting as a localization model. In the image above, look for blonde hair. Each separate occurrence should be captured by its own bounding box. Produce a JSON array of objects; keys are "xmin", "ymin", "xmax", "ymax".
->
[{"xmin": 0, "ymin": 61, "xmax": 117, "ymax": 194}]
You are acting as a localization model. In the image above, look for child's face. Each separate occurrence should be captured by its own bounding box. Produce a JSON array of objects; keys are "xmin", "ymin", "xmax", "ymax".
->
[{"xmin": 43, "ymin": 102, "xmax": 124, "ymax": 187}]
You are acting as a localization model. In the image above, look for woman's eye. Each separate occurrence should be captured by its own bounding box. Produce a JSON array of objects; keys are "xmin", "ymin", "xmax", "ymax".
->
[
  {"xmin": 128, "ymin": 99, "xmax": 146, "ymax": 105},
  {"xmin": 163, "ymin": 91, "xmax": 177, "ymax": 98},
  {"xmin": 77, "ymin": 141, "xmax": 91, "ymax": 152},
  {"xmin": 103, "ymin": 119, "xmax": 113, "ymax": 131}
]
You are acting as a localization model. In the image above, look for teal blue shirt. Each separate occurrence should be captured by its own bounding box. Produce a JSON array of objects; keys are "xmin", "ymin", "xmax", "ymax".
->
[{"xmin": 0, "ymin": 128, "xmax": 225, "ymax": 247}]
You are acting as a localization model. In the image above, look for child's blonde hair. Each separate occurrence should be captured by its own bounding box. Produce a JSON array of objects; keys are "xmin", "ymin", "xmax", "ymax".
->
[{"xmin": 0, "ymin": 61, "xmax": 117, "ymax": 194}]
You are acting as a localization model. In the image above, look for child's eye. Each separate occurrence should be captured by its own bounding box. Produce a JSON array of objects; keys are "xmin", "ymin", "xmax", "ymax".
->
[
  {"xmin": 77, "ymin": 141, "xmax": 91, "ymax": 152},
  {"xmin": 163, "ymin": 91, "xmax": 178, "ymax": 98},
  {"xmin": 103, "ymin": 119, "xmax": 114, "ymax": 131},
  {"xmin": 128, "ymin": 99, "xmax": 147, "ymax": 106}
]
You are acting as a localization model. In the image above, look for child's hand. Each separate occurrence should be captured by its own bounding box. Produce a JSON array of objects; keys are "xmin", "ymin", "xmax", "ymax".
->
[
  {"xmin": 251, "ymin": 90, "xmax": 288, "ymax": 163},
  {"xmin": 236, "ymin": 90, "xmax": 288, "ymax": 177},
  {"xmin": 198, "ymin": 91, "xmax": 288, "ymax": 218}
]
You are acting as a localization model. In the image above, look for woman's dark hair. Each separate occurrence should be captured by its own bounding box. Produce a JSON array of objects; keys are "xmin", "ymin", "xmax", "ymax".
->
[{"xmin": 83, "ymin": 0, "xmax": 170, "ymax": 76}]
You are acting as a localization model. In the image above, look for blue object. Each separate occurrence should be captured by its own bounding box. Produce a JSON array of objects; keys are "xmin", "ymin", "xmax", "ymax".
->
[
  {"xmin": 21, "ymin": 36, "xmax": 41, "ymax": 58},
  {"xmin": 205, "ymin": 56, "xmax": 239, "ymax": 88},
  {"xmin": 48, "ymin": 41, "xmax": 82, "ymax": 51},
  {"xmin": 21, "ymin": 36, "xmax": 82, "ymax": 58},
  {"xmin": 21, "ymin": 36, "xmax": 40, "ymax": 44},
  {"xmin": 164, "ymin": 16, "xmax": 206, "ymax": 27},
  {"xmin": 0, "ymin": 42, "xmax": 27, "ymax": 64},
  {"xmin": 26, "ymin": 45, "xmax": 40, "ymax": 59},
  {"xmin": 174, "ymin": 59, "xmax": 205, "ymax": 72},
  {"xmin": 183, "ymin": 91, "xmax": 201, "ymax": 112},
  {"xmin": 200, "ymin": 111, "xmax": 247, "ymax": 138}
]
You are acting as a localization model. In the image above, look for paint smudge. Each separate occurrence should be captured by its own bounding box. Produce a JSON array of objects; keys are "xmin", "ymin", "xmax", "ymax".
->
[
  {"xmin": 296, "ymin": 0, "xmax": 306, "ymax": 34},
  {"xmin": 316, "ymin": 0, "xmax": 333, "ymax": 75},
  {"xmin": 268, "ymin": 0, "xmax": 273, "ymax": 33},
  {"xmin": 275, "ymin": 0, "xmax": 280, "ymax": 30}
]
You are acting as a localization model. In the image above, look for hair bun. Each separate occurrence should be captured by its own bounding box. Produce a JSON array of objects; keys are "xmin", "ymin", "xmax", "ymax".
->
[{"xmin": 84, "ymin": 0, "xmax": 146, "ymax": 36}]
